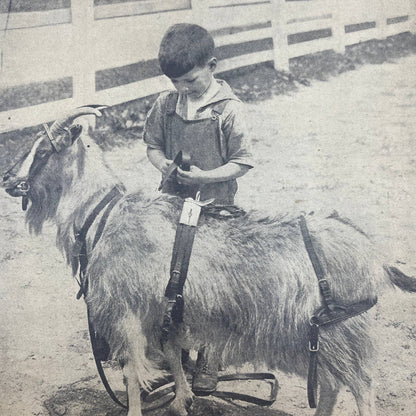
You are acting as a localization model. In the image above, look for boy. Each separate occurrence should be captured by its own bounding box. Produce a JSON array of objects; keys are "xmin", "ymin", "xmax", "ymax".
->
[{"xmin": 143, "ymin": 23, "xmax": 253, "ymax": 393}]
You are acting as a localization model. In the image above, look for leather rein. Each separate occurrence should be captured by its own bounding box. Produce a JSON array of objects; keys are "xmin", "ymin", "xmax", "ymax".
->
[{"xmin": 72, "ymin": 185, "xmax": 128, "ymax": 409}]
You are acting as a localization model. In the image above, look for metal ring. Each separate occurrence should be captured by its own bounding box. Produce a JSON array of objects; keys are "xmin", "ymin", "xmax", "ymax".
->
[{"xmin": 16, "ymin": 181, "xmax": 30, "ymax": 192}]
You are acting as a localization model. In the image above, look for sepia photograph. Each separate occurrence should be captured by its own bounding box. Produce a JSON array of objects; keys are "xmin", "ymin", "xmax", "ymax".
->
[{"xmin": 0, "ymin": 1, "xmax": 415, "ymax": 415}]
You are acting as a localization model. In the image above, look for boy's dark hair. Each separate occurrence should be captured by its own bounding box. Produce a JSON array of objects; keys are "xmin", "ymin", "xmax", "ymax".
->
[{"xmin": 158, "ymin": 23, "xmax": 215, "ymax": 79}]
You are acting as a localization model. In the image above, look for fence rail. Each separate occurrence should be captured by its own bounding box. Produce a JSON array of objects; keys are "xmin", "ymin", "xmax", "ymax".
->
[{"xmin": 0, "ymin": 0, "xmax": 415, "ymax": 133}]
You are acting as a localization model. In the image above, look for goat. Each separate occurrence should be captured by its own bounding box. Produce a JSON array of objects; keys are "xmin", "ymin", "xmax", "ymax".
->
[{"xmin": 3, "ymin": 107, "xmax": 416, "ymax": 416}]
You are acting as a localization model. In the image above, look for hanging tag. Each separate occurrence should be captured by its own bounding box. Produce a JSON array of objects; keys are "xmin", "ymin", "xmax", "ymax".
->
[
  {"xmin": 179, "ymin": 192, "xmax": 215, "ymax": 226},
  {"xmin": 179, "ymin": 198, "xmax": 201, "ymax": 226}
]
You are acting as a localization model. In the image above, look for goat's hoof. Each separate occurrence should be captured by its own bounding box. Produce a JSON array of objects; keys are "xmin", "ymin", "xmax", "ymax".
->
[
  {"xmin": 168, "ymin": 394, "xmax": 194, "ymax": 416},
  {"xmin": 185, "ymin": 395, "xmax": 194, "ymax": 410}
]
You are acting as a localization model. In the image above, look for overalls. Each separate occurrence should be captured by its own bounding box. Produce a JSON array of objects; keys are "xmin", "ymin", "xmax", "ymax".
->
[{"xmin": 161, "ymin": 92, "xmax": 238, "ymax": 205}]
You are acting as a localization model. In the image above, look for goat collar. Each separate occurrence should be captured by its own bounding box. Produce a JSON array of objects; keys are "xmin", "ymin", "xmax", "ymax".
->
[
  {"xmin": 43, "ymin": 123, "xmax": 61, "ymax": 152},
  {"xmin": 43, "ymin": 122, "xmax": 76, "ymax": 153},
  {"xmin": 73, "ymin": 185, "xmax": 123, "ymax": 249},
  {"xmin": 73, "ymin": 186, "xmax": 123, "ymax": 286}
]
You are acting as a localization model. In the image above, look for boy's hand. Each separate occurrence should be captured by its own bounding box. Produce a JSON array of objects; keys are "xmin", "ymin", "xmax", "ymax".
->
[
  {"xmin": 160, "ymin": 159, "xmax": 173, "ymax": 177},
  {"xmin": 177, "ymin": 166, "xmax": 205, "ymax": 185}
]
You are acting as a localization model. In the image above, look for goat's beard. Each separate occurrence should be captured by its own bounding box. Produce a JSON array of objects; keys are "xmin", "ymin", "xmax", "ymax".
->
[{"xmin": 26, "ymin": 177, "xmax": 62, "ymax": 235}]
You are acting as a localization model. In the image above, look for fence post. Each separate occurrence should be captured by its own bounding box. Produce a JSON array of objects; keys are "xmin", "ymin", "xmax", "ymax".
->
[
  {"xmin": 413, "ymin": 0, "xmax": 416, "ymax": 34},
  {"xmin": 191, "ymin": 0, "xmax": 209, "ymax": 27},
  {"xmin": 332, "ymin": 0, "xmax": 346, "ymax": 54},
  {"xmin": 71, "ymin": 0, "xmax": 96, "ymax": 109},
  {"xmin": 271, "ymin": 0, "xmax": 289, "ymax": 72},
  {"xmin": 376, "ymin": 0, "xmax": 387, "ymax": 39}
]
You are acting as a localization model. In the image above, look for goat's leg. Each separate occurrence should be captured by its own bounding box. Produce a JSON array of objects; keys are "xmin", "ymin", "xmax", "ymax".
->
[
  {"xmin": 314, "ymin": 380, "xmax": 340, "ymax": 416},
  {"xmin": 350, "ymin": 379, "xmax": 376, "ymax": 416},
  {"xmin": 123, "ymin": 360, "xmax": 143, "ymax": 416},
  {"xmin": 164, "ymin": 340, "xmax": 194, "ymax": 416}
]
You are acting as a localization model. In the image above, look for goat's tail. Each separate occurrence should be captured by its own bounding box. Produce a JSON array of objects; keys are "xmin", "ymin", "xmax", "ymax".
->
[{"xmin": 384, "ymin": 265, "xmax": 416, "ymax": 292}]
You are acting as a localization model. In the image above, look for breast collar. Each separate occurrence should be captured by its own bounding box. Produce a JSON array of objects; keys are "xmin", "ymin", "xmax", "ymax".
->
[{"xmin": 73, "ymin": 185, "xmax": 124, "ymax": 299}]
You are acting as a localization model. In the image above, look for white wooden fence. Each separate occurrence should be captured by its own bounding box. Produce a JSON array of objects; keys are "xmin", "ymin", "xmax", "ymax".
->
[{"xmin": 0, "ymin": 0, "xmax": 415, "ymax": 133}]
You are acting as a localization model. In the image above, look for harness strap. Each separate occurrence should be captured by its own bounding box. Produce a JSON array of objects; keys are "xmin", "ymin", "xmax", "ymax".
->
[
  {"xmin": 299, "ymin": 215, "xmax": 377, "ymax": 409},
  {"xmin": 161, "ymin": 191, "xmax": 215, "ymax": 346},
  {"xmin": 92, "ymin": 193, "xmax": 122, "ymax": 249},
  {"xmin": 87, "ymin": 308, "xmax": 128, "ymax": 409},
  {"xmin": 211, "ymin": 373, "xmax": 278, "ymax": 406},
  {"xmin": 72, "ymin": 186, "xmax": 128, "ymax": 409},
  {"xmin": 313, "ymin": 300, "xmax": 377, "ymax": 327},
  {"xmin": 299, "ymin": 215, "xmax": 335, "ymax": 311},
  {"xmin": 202, "ymin": 204, "xmax": 246, "ymax": 219},
  {"xmin": 161, "ymin": 217, "xmax": 198, "ymax": 346},
  {"xmin": 75, "ymin": 186, "xmax": 122, "ymax": 246},
  {"xmin": 74, "ymin": 186, "xmax": 123, "ymax": 299},
  {"xmin": 141, "ymin": 373, "xmax": 278, "ymax": 408},
  {"xmin": 73, "ymin": 186, "xmax": 122, "ymax": 267},
  {"xmin": 307, "ymin": 317, "xmax": 320, "ymax": 408}
]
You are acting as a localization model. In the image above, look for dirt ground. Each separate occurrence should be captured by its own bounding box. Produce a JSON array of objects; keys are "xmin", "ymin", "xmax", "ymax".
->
[{"xmin": 1, "ymin": 54, "xmax": 416, "ymax": 415}]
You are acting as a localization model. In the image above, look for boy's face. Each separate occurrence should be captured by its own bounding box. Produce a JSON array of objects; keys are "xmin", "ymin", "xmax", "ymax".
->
[{"xmin": 170, "ymin": 58, "xmax": 217, "ymax": 98}]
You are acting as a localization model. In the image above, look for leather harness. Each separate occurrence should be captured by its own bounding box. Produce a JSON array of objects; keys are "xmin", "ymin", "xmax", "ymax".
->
[{"xmin": 71, "ymin": 184, "xmax": 376, "ymax": 411}]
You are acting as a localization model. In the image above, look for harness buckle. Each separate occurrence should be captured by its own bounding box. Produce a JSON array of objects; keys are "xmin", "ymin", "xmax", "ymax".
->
[
  {"xmin": 309, "ymin": 340, "xmax": 319, "ymax": 352},
  {"xmin": 72, "ymin": 238, "xmax": 84, "ymax": 258},
  {"xmin": 309, "ymin": 318, "xmax": 320, "ymax": 352},
  {"xmin": 16, "ymin": 181, "xmax": 30, "ymax": 194}
]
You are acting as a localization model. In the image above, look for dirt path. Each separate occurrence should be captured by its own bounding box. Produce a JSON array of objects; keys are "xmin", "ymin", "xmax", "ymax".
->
[{"xmin": 1, "ymin": 55, "xmax": 415, "ymax": 415}]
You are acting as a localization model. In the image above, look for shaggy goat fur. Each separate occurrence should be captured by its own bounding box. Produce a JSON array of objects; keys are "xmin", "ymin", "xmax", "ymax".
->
[{"xmin": 3, "ymin": 120, "xmax": 414, "ymax": 416}]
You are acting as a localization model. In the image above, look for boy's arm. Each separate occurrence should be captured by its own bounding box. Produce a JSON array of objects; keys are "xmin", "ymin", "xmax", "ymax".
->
[
  {"xmin": 143, "ymin": 92, "xmax": 173, "ymax": 175},
  {"xmin": 147, "ymin": 147, "xmax": 172, "ymax": 176},
  {"xmin": 177, "ymin": 162, "xmax": 250, "ymax": 185}
]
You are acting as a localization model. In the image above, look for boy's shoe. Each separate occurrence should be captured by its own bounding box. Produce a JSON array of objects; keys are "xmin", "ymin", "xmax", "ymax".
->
[{"xmin": 192, "ymin": 350, "xmax": 218, "ymax": 395}]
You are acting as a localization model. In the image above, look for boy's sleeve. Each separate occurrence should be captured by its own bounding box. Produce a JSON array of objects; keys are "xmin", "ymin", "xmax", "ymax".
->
[
  {"xmin": 221, "ymin": 100, "xmax": 254, "ymax": 168},
  {"xmin": 142, "ymin": 94, "xmax": 167, "ymax": 151}
]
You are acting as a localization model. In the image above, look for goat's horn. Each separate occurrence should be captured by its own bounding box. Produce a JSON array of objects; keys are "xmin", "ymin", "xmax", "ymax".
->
[{"xmin": 50, "ymin": 106, "xmax": 107, "ymax": 135}]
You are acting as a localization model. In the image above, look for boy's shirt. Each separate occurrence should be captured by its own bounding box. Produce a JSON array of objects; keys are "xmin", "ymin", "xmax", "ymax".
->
[
  {"xmin": 143, "ymin": 79, "xmax": 254, "ymax": 169},
  {"xmin": 182, "ymin": 76, "xmax": 221, "ymax": 119}
]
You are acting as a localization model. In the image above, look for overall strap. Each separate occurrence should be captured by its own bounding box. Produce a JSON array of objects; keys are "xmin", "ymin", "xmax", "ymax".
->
[
  {"xmin": 164, "ymin": 92, "xmax": 179, "ymax": 155},
  {"xmin": 210, "ymin": 99, "xmax": 231, "ymax": 117},
  {"xmin": 165, "ymin": 91, "xmax": 179, "ymax": 115}
]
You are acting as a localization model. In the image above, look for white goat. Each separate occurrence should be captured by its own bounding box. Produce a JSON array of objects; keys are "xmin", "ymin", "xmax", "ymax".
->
[{"xmin": 3, "ymin": 107, "xmax": 416, "ymax": 416}]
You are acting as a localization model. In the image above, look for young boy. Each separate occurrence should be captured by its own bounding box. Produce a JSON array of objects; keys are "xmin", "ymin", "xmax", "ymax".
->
[{"xmin": 143, "ymin": 23, "xmax": 253, "ymax": 393}]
